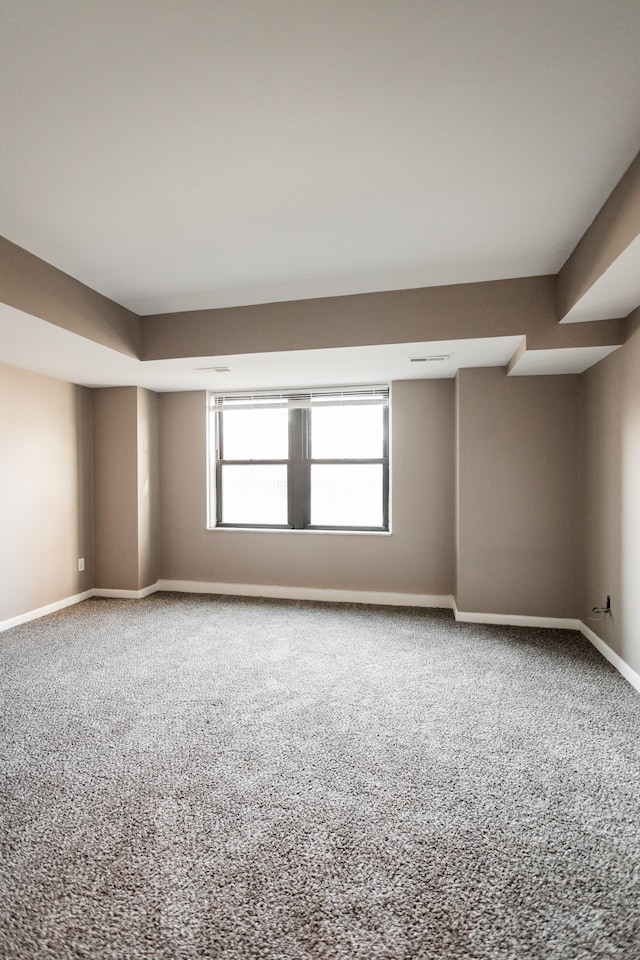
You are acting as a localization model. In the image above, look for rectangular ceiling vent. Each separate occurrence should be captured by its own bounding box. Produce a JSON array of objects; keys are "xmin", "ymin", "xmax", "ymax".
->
[{"xmin": 409, "ymin": 355, "xmax": 449, "ymax": 362}]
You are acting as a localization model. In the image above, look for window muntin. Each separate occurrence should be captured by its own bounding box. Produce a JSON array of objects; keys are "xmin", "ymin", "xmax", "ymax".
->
[{"xmin": 209, "ymin": 386, "xmax": 389, "ymax": 531}]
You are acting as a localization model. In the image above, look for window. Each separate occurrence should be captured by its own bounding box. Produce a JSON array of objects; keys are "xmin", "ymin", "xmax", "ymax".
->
[{"xmin": 208, "ymin": 386, "xmax": 389, "ymax": 531}]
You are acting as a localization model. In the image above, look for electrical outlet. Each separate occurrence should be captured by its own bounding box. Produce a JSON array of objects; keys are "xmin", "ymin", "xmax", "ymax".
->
[
  {"xmin": 591, "ymin": 595, "xmax": 612, "ymax": 617},
  {"xmin": 78, "ymin": 558, "xmax": 85, "ymax": 572}
]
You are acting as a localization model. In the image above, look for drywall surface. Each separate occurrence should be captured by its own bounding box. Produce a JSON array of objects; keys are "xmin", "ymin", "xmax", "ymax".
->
[
  {"xmin": 159, "ymin": 380, "xmax": 455, "ymax": 596},
  {"xmin": 0, "ymin": 236, "xmax": 141, "ymax": 357},
  {"xmin": 456, "ymin": 368, "xmax": 580, "ymax": 618},
  {"xmin": 93, "ymin": 386, "xmax": 160, "ymax": 591},
  {"xmin": 142, "ymin": 276, "xmax": 622, "ymax": 361},
  {"xmin": 93, "ymin": 387, "xmax": 139, "ymax": 590},
  {"xmin": 0, "ymin": 362, "xmax": 94, "ymax": 621},
  {"xmin": 558, "ymin": 150, "xmax": 640, "ymax": 318},
  {"xmin": 580, "ymin": 310, "xmax": 640, "ymax": 675},
  {"xmin": 137, "ymin": 387, "xmax": 160, "ymax": 589}
]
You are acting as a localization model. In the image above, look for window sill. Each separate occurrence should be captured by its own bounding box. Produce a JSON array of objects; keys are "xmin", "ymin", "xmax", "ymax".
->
[{"xmin": 206, "ymin": 526, "xmax": 392, "ymax": 536}]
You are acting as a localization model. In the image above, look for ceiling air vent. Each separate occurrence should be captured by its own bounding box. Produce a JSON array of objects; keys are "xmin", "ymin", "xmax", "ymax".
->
[{"xmin": 409, "ymin": 355, "xmax": 449, "ymax": 363}]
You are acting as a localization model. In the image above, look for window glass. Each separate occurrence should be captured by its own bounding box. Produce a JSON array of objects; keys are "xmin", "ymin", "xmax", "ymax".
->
[
  {"xmin": 221, "ymin": 465, "xmax": 288, "ymax": 525},
  {"xmin": 210, "ymin": 387, "xmax": 389, "ymax": 531},
  {"xmin": 222, "ymin": 408, "xmax": 289, "ymax": 460},
  {"xmin": 310, "ymin": 463, "xmax": 383, "ymax": 527},
  {"xmin": 311, "ymin": 405, "xmax": 384, "ymax": 459}
]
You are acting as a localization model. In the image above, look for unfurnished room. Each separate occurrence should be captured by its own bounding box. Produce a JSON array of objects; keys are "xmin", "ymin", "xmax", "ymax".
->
[{"xmin": 1, "ymin": 2, "xmax": 639, "ymax": 958}]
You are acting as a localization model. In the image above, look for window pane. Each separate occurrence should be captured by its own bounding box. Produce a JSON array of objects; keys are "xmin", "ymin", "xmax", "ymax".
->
[
  {"xmin": 310, "ymin": 464, "xmax": 383, "ymax": 527},
  {"xmin": 311, "ymin": 405, "xmax": 384, "ymax": 459},
  {"xmin": 221, "ymin": 465, "xmax": 288, "ymax": 525},
  {"xmin": 222, "ymin": 408, "xmax": 289, "ymax": 460}
]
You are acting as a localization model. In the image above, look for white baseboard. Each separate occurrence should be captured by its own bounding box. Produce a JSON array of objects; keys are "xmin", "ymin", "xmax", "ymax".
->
[
  {"xmin": 579, "ymin": 622, "xmax": 640, "ymax": 694},
  {"xmin": 156, "ymin": 579, "xmax": 455, "ymax": 609},
  {"xmin": 0, "ymin": 589, "xmax": 94, "ymax": 633},
  {"xmin": 3, "ymin": 585, "xmax": 638, "ymax": 696},
  {"xmin": 93, "ymin": 583, "xmax": 159, "ymax": 600},
  {"xmin": 0, "ymin": 582, "xmax": 451, "ymax": 634},
  {"xmin": 452, "ymin": 605, "xmax": 640, "ymax": 694},
  {"xmin": 453, "ymin": 602, "xmax": 580, "ymax": 631},
  {"xmin": 1, "ymin": 583, "xmax": 161, "ymax": 631}
]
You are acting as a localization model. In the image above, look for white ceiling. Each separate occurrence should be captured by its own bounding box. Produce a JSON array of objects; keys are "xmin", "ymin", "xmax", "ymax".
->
[
  {"xmin": 507, "ymin": 344, "xmax": 620, "ymax": 376},
  {"xmin": 2, "ymin": 0, "xmax": 640, "ymax": 315}
]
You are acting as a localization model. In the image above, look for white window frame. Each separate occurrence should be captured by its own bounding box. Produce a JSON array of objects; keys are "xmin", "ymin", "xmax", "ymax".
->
[{"xmin": 207, "ymin": 385, "xmax": 390, "ymax": 532}]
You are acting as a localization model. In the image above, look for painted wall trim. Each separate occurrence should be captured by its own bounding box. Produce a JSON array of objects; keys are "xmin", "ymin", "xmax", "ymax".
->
[
  {"xmin": 0, "ymin": 589, "xmax": 94, "ymax": 633},
  {"xmin": 2, "ymin": 587, "xmax": 638, "ymax": 697},
  {"xmin": 453, "ymin": 602, "xmax": 581, "ymax": 631},
  {"xmin": 93, "ymin": 583, "xmax": 159, "ymax": 600},
  {"xmin": 579, "ymin": 621, "xmax": 640, "ymax": 695},
  {"xmin": 156, "ymin": 579, "xmax": 455, "ymax": 609}
]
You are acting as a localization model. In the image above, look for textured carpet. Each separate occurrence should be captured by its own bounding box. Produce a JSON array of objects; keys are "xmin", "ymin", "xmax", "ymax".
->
[{"xmin": 1, "ymin": 594, "xmax": 639, "ymax": 960}]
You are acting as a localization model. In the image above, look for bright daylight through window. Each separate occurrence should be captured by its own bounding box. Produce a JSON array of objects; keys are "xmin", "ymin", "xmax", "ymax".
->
[{"xmin": 208, "ymin": 386, "xmax": 389, "ymax": 531}]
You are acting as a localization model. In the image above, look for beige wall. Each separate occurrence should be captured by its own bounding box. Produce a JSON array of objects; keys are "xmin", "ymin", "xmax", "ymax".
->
[
  {"xmin": 456, "ymin": 368, "xmax": 581, "ymax": 618},
  {"xmin": 159, "ymin": 380, "xmax": 455, "ymax": 596},
  {"xmin": 93, "ymin": 386, "xmax": 160, "ymax": 591},
  {"xmin": 0, "ymin": 363, "xmax": 94, "ymax": 622},
  {"xmin": 138, "ymin": 388, "xmax": 160, "ymax": 589},
  {"xmin": 0, "ymin": 236, "xmax": 141, "ymax": 357},
  {"xmin": 93, "ymin": 387, "xmax": 139, "ymax": 590},
  {"xmin": 580, "ymin": 309, "xmax": 640, "ymax": 674},
  {"xmin": 557, "ymin": 150, "xmax": 640, "ymax": 319},
  {"xmin": 142, "ymin": 276, "xmax": 623, "ymax": 361},
  {"xmin": 4, "ymin": 328, "xmax": 639, "ymax": 691},
  {"xmin": 0, "ymin": 231, "xmax": 623, "ymax": 369}
]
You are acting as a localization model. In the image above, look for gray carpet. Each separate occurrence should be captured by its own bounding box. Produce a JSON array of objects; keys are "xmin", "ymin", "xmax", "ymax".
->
[{"xmin": 1, "ymin": 594, "xmax": 639, "ymax": 960}]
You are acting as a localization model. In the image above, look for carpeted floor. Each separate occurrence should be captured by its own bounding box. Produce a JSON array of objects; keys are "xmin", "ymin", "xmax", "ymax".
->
[{"xmin": 1, "ymin": 593, "xmax": 639, "ymax": 960}]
